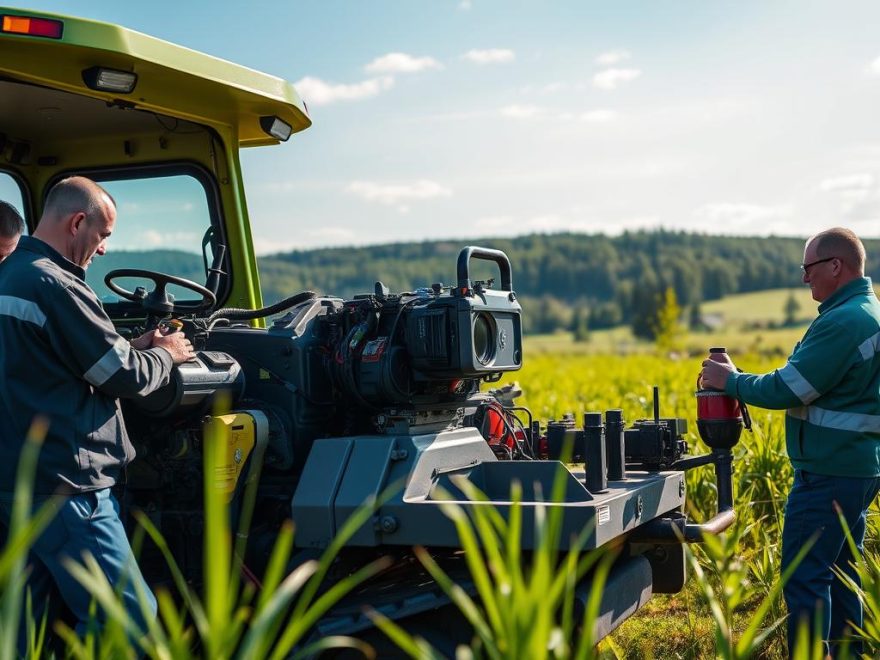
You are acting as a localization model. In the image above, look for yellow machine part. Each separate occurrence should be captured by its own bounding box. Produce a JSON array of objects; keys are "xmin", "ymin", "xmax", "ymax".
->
[{"xmin": 203, "ymin": 412, "xmax": 257, "ymax": 503}]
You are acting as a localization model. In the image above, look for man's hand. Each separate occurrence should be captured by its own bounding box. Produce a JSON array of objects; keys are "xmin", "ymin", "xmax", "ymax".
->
[
  {"xmin": 142, "ymin": 329, "xmax": 196, "ymax": 365},
  {"xmin": 700, "ymin": 358, "xmax": 735, "ymax": 391},
  {"xmin": 130, "ymin": 329, "xmax": 156, "ymax": 351}
]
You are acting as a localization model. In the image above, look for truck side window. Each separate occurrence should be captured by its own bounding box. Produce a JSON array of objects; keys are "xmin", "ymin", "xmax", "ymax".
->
[
  {"xmin": 84, "ymin": 172, "xmax": 215, "ymax": 304},
  {"xmin": 0, "ymin": 172, "xmax": 27, "ymax": 233}
]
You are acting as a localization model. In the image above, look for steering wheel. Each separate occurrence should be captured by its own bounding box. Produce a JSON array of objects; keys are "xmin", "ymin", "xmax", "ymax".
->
[{"xmin": 104, "ymin": 268, "xmax": 216, "ymax": 315}]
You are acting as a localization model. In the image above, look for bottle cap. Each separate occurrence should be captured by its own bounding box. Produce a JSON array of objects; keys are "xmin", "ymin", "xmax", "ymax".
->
[
  {"xmin": 584, "ymin": 412, "xmax": 603, "ymax": 427},
  {"xmin": 605, "ymin": 409, "xmax": 624, "ymax": 424}
]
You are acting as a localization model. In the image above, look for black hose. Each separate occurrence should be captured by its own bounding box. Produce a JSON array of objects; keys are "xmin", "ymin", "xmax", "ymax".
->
[{"xmin": 206, "ymin": 291, "xmax": 318, "ymax": 328}]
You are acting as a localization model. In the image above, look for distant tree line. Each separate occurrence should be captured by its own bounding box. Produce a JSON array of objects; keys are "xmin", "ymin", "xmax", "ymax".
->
[
  {"xmin": 257, "ymin": 230, "xmax": 880, "ymax": 335},
  {"xmin": 106, "ymin": 231, "xmax": 880, "ymax": 337}
]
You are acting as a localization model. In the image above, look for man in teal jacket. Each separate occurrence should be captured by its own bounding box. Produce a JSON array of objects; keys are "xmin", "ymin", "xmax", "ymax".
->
[{"xmin": 701, "ymin": 227, "xmax": 880, "ymax": 656}]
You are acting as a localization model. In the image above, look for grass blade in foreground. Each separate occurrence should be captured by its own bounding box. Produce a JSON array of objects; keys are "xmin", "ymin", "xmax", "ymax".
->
[
  {"xmin": 0, "ymin": 416, "xmax": 63, "ymax": 660},
  {"xmin": 371, "ymin": 462, "xmax": 606, "ymax": 659}
]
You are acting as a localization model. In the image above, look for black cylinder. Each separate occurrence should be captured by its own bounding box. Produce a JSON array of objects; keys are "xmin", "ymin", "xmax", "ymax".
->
[
  {"xmin": 584, "ymin": 412, "xmax": 607, "ymax": 492},
  {"xmin": 713, "ymin": 449, "xmax": 734, "ymax": 512},
  {"xmin": 547, "ymin": 415, "xmax": 583, "ymax": 461},
  {"xmin": 605, "ymin": 409, "xmax": 626, "ymax": 481}
]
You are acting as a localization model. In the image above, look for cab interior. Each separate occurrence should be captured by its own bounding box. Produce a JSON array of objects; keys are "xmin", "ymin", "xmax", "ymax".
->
[{"xmin": 0, "ymin": 75, "xmax": 233, "ymax": 313}]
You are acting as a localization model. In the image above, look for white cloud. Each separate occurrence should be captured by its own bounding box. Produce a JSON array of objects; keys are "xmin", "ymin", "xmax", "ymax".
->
[
  {"xmin": 541, "ymin": 82, "xmax": 567, "ymax": 93},
  {"xmin": 132, "ymin": 230, "xmax": 200, "ymax": 248},
  {"xmin": 519, "ymin": 82, "xmax": 575, "ymax": 95},
  {"xmin": 593, "ymin": 68, "xmax": 642, "ymax": 90},
  {"xmin": 253, "ymin": 237, "xmax": 303, "ymax": 255},
  {"xmin": 462, "ymin": 48, "xmax": 516, "ymax": 64},
  {"xmin": 819, "ymin": 173, "xmax": 880, "ymax": 220},
  {"xmin": 819, "ymin": 173, "xmax": 875, "ymax": 193},
  {"xmin": 694, "ymin": 203, "xmax": 794, "ymax": 232},
  {"xmin": 500, "ymin": 104, "xmax": 543, "ymax": 119},
  {"xmin": 459, "ymin": 0, "xmax": 472, "ymax": 9},
  {"xmin": 869, "ymin": 55, "xmax": 880, "ymax": 75},
  {"xmin": 472, "ymin": 215, "xmax": 516, "ymax": 231},
  {"xmin": 254, "ymin": 227, "xmax": 362, "ymax": 253},
  {"xmin": 580, "ymin": 109, "xmax": 617, "ymax": 122},
  {"xmin": 595, "ymin": 49, "xmax": 631, "ymax": 66},
  {"xmin": 524, "ymin": 214, "xmax": 568, "ymax": 231},
  {"xmin": 365, "ymin": 52, "xmax": 443, "ymax": 74},
  {"xmin": 347, "ymin": 180, "xmax": 453, "ymax": 207},
  {"xmin": 499, "ymin": 105, "xmax": 616, "ymax": 123},
  {"xmin": 293, "ymin": 75, "xmax": 394, "ymax": 106}
]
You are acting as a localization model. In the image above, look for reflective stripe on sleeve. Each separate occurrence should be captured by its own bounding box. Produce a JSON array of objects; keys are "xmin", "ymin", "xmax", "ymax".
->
[
  {"xmin": 0, "ymin": 295, "xmax": 46, "ymax": 327},
  {"xmin": 858, "ymin": 331, "xmax": 880, "ymax": 361},
  {"xmin": 778, "ymin": 362, "xmax": 820, "ymax": 405},
  {"xmin": 83, "ymin": 336, "xmax": 131, "ymax": 387},
  {"xmin": 787, "ymin": 405, "xmax": 880, "ymax": 434}
]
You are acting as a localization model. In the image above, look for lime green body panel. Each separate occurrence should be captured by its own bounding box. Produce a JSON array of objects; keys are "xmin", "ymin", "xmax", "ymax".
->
[{"xmin": 0, "ymin": 7, "xmax": 310, "ymax": 144}]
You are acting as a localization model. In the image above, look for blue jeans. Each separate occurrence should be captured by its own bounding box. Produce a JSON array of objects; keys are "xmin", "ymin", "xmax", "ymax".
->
[
  {"xmin": 781, "ymin": 469, "xmax": 880, "ymax": 657},
  {"xmin": 0, "ymin": 488, "xmax": 157, "ymax": 652}
]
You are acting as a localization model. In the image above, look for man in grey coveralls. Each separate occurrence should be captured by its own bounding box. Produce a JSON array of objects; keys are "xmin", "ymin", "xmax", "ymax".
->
[{"xmin": 0, "ymin": 176, "xmax": 194, "ymax": 646}]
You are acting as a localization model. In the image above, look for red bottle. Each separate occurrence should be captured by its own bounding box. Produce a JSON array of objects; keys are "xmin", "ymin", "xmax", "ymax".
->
[{"xmin": 696, "ymin": 347, "xmax": 747, "ymax": 449}]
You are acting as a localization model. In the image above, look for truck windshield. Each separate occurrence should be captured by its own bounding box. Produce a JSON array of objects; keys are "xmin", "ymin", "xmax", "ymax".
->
[
  {"xmin": 84, "ymin": 171, "xmax": 215, "ymax": 304},
  {"xmin": 0, "ymin": 172, "xmax": 26, "ymax": 229}
]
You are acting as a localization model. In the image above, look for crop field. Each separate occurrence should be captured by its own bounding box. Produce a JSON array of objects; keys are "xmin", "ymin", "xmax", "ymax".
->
[
  {"xmin": 700, "ymin": 288, "xmax": 817, "ymax": 325},
  {"xmin": 700, "ymin": 286, "xmax": 880, "ymax": 327},
  {"xmin": 498, "ymin": 340, "xmax": 880, "ymax": 659}
]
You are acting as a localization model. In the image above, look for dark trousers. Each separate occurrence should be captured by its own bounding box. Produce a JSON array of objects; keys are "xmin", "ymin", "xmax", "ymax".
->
[
  {"xmin": 0, "ymin": 488, "xmax": 157, "ymax": 652},
  {"xmin": 781, "ymin": 469, "xmax": 880, "ymax": 657}
]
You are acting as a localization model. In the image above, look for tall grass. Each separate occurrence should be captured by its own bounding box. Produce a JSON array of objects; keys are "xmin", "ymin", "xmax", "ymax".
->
[
  {"xmin": 368, "ymin": 467, "xmax": 614, "ymax": 659},
  {"xmin": 0, "ymin": 413, "xmax": 394, "ymax": 658},
  {"xmin": 0, "ymin": 416, "xmax": 63, "ymax": 659}
]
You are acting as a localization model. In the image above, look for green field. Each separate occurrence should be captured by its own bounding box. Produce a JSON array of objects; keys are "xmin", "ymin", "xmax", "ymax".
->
[
  {"xmin": 525, "ymin": 287, "xmax": 820, "ymax": 358},
  {"xmin": 525, "ymin": 324, "xmax": 807, "ymax": 359},
  {"xmin": 700, "ymin": 287, "xmax": 818, "ymax": 325}
]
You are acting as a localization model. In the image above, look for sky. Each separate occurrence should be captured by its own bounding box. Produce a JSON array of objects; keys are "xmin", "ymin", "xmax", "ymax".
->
[{"xmin": 13, "ymin": 1, "xmax": 880, "ymax": 253}]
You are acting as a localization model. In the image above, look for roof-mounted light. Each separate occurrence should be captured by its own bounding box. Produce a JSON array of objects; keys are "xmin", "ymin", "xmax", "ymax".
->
[
  {"xmin": 82, "ymin": 66, "xmax": 138, "ymax": 94},
  {"xmin": 259, "ymin": 115, "xmax": 292, "ymax": 142},
  {"xmin": 1, "ymin": 14, "xmax": 63, "ymax": 39}
]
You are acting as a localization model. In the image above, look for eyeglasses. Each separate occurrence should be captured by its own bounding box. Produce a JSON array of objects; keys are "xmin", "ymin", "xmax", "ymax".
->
[{"xmin": 800, "ymin": 256, "xmax": 837, "ymax": 274}]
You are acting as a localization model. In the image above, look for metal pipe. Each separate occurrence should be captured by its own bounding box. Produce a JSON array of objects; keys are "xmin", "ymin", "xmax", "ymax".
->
[
  {"xmin": 713, "ymin": 449, "xmax": 734, "ymax": 512},
  {"xmin": 632, "ymin": 447, "xmax": 736, "ymax": 543},
  {"xmin": 583, "ymin": 412, "xmax": 607, "ymax": 492},
  {"xmin": 670, "ymin": 453, "xmax": 715, "ymax": 470},
  {"xmin": 605, "ymin": 409, "xmax": 626, "ymax": 481},
  {"xmin": 630, "ymin": 509, "xmax": 736, "ymax": 543}
]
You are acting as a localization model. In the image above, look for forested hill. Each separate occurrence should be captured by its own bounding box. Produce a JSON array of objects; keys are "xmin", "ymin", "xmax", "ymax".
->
[{"xmin": 107, "ymin": 231, "xmax": 880, "ymax": 333}]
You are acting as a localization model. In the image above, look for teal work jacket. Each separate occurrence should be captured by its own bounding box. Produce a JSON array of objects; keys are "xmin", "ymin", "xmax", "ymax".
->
[{"xmin": 725, "ymin": 277, "xmax": 880, "ymax": 477}]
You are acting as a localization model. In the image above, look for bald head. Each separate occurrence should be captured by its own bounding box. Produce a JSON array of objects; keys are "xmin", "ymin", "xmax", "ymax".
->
[
  {"xmin": 808, "ymin": 227, "xmax": 866, "ymax": 276},
  {"xmin": 35, "ymin": 176, "xmax": 117, "ymax": 269},
  {"xmin": 0, "ymin": 201, "xmax": 24, "ymax": 262},
  {"xmin": 42, "ymin": 177, "xmax": 116, "ymax": 225},
  {"xmin": 801, "ymin": 227, "xmax": 867, "ymax": 302}
]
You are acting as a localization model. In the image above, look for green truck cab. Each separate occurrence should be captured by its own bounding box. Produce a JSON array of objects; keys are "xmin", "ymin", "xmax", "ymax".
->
[
  {"xmin": 0, "ymin": 7, "xmax": 740, "ymax": 652},
  {"xmin": 0, "ymin": 7, "xmax": 309, "ymax": 313}
]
